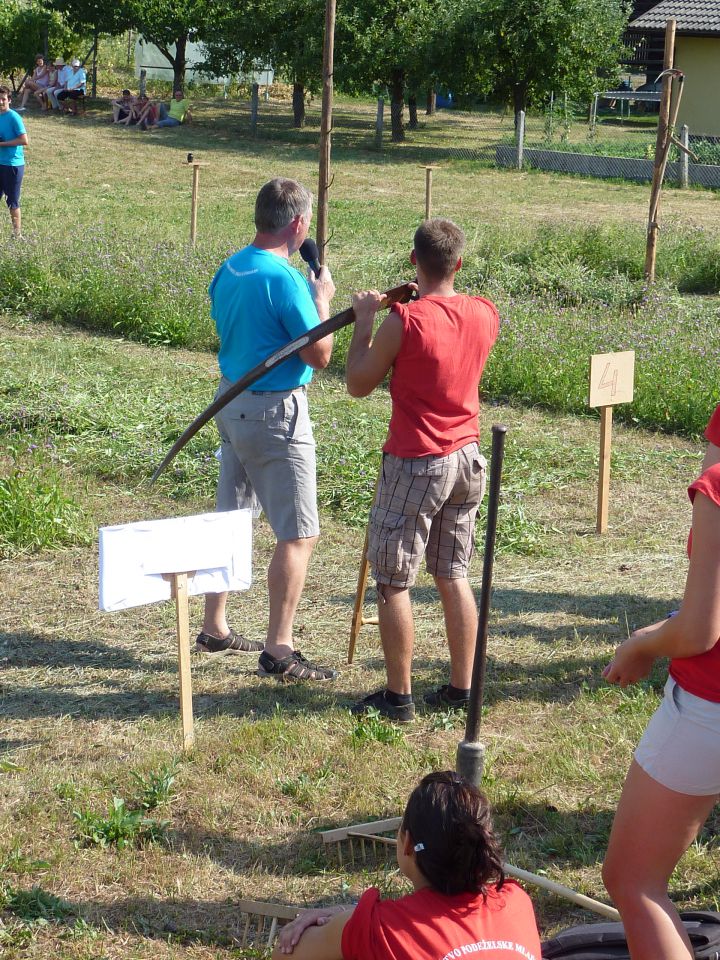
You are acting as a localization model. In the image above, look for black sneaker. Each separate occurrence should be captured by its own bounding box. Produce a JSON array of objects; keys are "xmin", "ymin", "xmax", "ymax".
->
[
  {"xmin": 351, "ymin": 689, "xmax": 415, "ymax": 723},
  {"xmin": 423, "ymin": 684, "xmax": 470, "ymax": 709},
  {"xmin": 195, "ymin": 630, "xmax": 263, "ymax": 655},
  {"xmin": 257, "ymin": 649, "xmax": 338, "ymax": 682}
]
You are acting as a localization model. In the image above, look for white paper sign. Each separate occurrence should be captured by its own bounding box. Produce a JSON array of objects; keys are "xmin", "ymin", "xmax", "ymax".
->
[{"xmin": 99, "ymin": 510, "xmax": 252, "ymax": 612}]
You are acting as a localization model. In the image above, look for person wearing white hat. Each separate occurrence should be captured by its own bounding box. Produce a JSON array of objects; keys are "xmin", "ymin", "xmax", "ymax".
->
[
  {"xmin": 46, "ymin": 58, "xmax": 72, "ymax": 110},
  {"xmin": 57, "ymin": 59, "xmax": 86, "ymax": 114}
]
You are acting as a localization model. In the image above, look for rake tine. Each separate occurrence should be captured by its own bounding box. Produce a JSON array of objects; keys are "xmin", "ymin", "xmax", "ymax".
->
[
  {"xmin": 242, "ymin": 914, "xmax": 250, "ymax": 946},
  {"xmin": 267, "ymin": 917, "xmax": 278, "ymax": 948}
]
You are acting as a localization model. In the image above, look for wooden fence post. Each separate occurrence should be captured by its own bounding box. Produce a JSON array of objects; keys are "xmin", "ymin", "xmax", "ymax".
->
[
  {"xmin": 250, "ymin": 83, "xmax": 259, "ymax": 135},
  {"xmin": 516, "ymin": 110, "xmax": 525, "ymax": 170},
  {"xmin": 679, "ymin": 124, "xmax": 689, "ymax": 188}
]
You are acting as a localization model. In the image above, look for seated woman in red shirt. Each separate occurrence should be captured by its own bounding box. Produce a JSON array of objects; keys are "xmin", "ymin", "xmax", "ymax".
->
[
  {"xmin": 602, "ymin": 403, "xmax": 720, "ymax": 960},
  {"xmin": 273, "ymin": 770, "xmax": 542, "ymax": 960}
]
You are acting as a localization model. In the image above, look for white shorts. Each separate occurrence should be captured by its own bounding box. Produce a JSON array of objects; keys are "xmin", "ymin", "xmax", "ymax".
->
[{"xmin": 635, "ymin": 676, "xmax": 720, "ymax": 796}]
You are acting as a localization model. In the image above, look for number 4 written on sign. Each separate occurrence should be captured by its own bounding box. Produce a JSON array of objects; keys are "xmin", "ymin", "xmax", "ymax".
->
[{"xmin": 598, "ymin": 361, "xmax": 618, "ymax": 399}]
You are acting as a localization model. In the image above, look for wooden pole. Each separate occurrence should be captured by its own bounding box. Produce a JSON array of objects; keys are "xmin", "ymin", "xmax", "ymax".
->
[
  {"xmin": 190, "ymin": 163, "xmax": 200, "ymax": 246},
  {"xmin": 170, "ymin": 572, "xmax": 194, "ymax": 750},
  {"xmin": 375, "ymin": 97, "xmax": 384, "ymax": 150},
  {"xmin": 644, "ymin": 18, "xmax": 676, "ymax": 283},
  {"xmin": 316, "ymin": 0, "xmax": 336, "ymax": 263},
  {"xmin": 425, "ymin": 166, "xmax": 433, "ymax": 219},
  {"xmin": 250, "ymin": 83, "xmax": 259, "ymax": 135},
  {"xmin": 596, "ymin": 406, "xmax": 612, "ymax": 534}
]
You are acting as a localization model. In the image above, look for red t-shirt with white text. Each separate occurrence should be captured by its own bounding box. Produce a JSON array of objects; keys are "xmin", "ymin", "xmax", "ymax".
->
[
  {"xmin": 341, "ymin": 882, "xmax": 541, "ymax": 960},
  {"xmin": 669, "ymin": 461, "xmax": 720, "ymax": 701},
  {"xmin": 384, "ymin": 295, "xmax": 499, "ymax": 458}
]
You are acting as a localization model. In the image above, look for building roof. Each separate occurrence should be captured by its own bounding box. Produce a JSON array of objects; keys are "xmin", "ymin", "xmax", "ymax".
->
[{"xmin": 629, "ymin": 0, "xmax": 720, "ymax": 34}]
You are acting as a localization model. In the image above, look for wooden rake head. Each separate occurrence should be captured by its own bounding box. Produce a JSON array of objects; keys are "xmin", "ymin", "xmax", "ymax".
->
[
  {"xmin": 236, "ymin": 900, "xmax": 300, "ymax": 951},
  {"xmin": 320, "ymin": 816, "xmax": 401, "ymax": 868}
]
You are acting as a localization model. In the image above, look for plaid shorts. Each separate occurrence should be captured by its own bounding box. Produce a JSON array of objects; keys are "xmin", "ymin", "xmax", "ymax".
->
[{"xmin": 368, "ymin": 442, "xmax": 486, "ymax": 587}]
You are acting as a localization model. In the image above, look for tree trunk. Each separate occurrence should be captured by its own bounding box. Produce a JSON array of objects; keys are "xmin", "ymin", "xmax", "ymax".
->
[
  {"xmin": 390, "ymin": 67, "xmax": 405, "ymax": 142},
  {"xmin": 426, "ymin": 88, "xmax": 436, "ymax": 115},
  {"xmin": 292, "ymin": 82, "xmax": 305, "ymax": 128},
  {"xmin": 408, "ymin": 93, "xmax": 418, "ymax": 129},
  {"xmin": 173, "ymin": 33, "xmax": 187, "ymax": 93}
]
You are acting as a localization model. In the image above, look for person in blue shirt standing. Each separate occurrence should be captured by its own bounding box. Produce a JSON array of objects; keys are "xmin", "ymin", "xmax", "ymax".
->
[
  {"xmin": 196, "ymin": 177, "xmax": 340, "ymax": 682},
  {"xmin": 0, "ymin": 85, "xmax": 28, "ymax": 238}
]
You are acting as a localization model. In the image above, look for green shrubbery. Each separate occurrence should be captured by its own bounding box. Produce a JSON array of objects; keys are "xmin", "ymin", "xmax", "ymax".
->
[{"xmin": 1, "ymin": 220, "xmax": 717, "ymax": 445}]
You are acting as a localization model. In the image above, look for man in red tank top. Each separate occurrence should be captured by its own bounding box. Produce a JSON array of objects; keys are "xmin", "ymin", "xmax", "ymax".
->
[{"xmin": 346, "ymin": 219, "xmax": 499, "ymax": 721}]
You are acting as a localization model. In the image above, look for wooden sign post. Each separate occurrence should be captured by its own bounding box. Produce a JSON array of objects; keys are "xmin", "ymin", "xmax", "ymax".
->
[
  {"xmin": 589, "ymin": 351, "xmax": 635, "ymax": 534},
  {"xmin": 164, "ymin": 571, "xmax": 196, "ymax": 750},
  {"xmin": 99, "ymin": 510, "xmax": 252, "ymax": 751}
]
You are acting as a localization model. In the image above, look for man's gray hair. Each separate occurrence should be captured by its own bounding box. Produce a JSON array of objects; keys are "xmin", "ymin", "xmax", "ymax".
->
[{"xmin": 255, "ymin": 178, "xmax": 313, "ymax": 233}]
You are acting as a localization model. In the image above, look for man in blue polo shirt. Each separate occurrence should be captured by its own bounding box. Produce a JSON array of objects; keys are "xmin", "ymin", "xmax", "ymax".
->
[
  {"xmin": 196, "ymin": 177, "xmax": 339, "ymax": 682},
  {"xmin": 0, "ymin": 85, "xmax": 28, "ymax": 239}
]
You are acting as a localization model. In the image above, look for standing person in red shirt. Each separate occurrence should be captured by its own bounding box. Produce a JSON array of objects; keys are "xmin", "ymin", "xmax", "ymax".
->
[
  {"xmin": 273, "ymin": 770, "xmax": 541, "ymax": 960},
  {"xmin": 345, "ymin": 218, "xmax": 499, "ymax": 721},
  {"xmin": 602, "ymin": 402, "xmax": 720, "ymax": 960}
]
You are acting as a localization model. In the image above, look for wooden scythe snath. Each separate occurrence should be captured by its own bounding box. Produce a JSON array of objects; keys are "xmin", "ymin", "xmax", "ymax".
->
[
  {"xmin": 316, "ymin": 0, "xmax": 336, "ymax": 263},
  {"xmin": 644, "ymin": 18, "xmax": 687, "ymax": 284}
]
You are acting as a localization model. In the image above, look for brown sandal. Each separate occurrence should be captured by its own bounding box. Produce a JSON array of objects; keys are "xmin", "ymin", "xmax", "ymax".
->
[{"xmin": 257, "ymin": 649, "xmax": 338, "ymax": 682}]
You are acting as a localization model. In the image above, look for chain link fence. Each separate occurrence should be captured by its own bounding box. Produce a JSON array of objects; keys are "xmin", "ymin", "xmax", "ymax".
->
[{"xmin": 246, "ymin": 92, "xmax": 720, "ymax": 191}]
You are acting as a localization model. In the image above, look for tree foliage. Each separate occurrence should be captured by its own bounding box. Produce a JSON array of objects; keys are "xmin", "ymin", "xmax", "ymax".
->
[
  {"xmin": 336, "ymin": 0, "xmax": 446, "ymax": 140},
  {"xmin": 447, "ymin": 0, "xmax": 629, "ymax": 112},
  {"xmin": 201, "ymin": 0, "xmax": 325, "ymax": 126},
  {"xmin": 0, "ymin": 0, "xmax": 80, "ymax": 87}
]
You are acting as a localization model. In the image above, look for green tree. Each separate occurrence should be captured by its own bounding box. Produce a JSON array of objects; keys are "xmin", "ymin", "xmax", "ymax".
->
[
  {"xmin": 447, "ymin": 0, "xmax": 628, "ymax": 114},
  {"xmin": 202, "ymin": 0, "xmax": 325, "ymax": 128},
  {"xmin": 128, "ymin": 0, "xmax": 220, "ymax": 93},
  {"xmin": 336, "ymin": 0, "xmax": 442, "ymax": 142},
  {"xmin": 0, "ymin": 1, "xmax": 79, "ymax": 90}
]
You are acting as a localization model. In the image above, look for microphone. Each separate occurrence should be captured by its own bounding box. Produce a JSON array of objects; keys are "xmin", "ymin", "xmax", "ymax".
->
[{"xmin": 299, "ymin": 238, "xmax": 322, "ymax": 278}]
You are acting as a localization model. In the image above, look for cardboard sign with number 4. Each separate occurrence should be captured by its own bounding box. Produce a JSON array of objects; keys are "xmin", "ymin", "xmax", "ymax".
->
[{"xmin": 588, "ymin": 351, "xmax": 635, "ymax": 534}]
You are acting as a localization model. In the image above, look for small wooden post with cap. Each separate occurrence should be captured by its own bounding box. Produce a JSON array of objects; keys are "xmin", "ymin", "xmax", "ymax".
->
[{"xmin": 185, "ymin": 157, "xmax": 209, "ymax": 247}]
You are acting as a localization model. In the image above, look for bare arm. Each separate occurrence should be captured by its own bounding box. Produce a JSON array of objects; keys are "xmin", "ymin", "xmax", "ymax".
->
[
  {"xmin": 1, "ymin": 133, "xmax": 28, "ymax": 148},
  {"xmin": 345, "ymin": 290, "xmax": 402, "ymax": 397},
  {"xmin": 271, "ymin": 909, "xmax": 352, "ymax": 960},
  {"xmin": 299, "ymin": 265, "xmax": 335, "ymax": 370},
  {"xmin": 604, "ymin": 491, "xmax": 720, "ymax": 687}
]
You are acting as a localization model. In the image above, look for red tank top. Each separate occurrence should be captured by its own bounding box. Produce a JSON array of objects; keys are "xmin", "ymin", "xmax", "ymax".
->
[
  {"xmin": 670, "ymin": 461, "xmax": 720, "ymax": 701},
  {"xmin": 705, "ymin": 403, "xmax": 720, "ymax": 447},
  {"xmin": 384, "ymin": 294, "xmax": 499, "ymax": 458}
]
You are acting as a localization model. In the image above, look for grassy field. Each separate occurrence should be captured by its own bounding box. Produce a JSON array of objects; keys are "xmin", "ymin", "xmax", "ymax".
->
[{"xmin": 1, "ymin": 95, "xmax": 719, "ymax": 958}]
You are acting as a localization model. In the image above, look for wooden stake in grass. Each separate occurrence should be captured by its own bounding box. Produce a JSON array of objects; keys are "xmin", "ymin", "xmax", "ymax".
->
[
  {"xmin": 421, "ymin": 166, "xmax": 437, "ymax": 219},
  {"xmin": 164, "ymin": 571, "xmax": 195, "ymax": 751},
  {"xmin": 644, "ymin": 19, "xmax": 677, "ymax": 283},
  {"xmin": 316, "ymin": 0, "xmax": 336, "ymax": 262},
  {"xmin": 588, "ymin": 351, "xmax": 635, "ymax": 534},
  {"xmin": 187, "ymin": 159, "xmax": 208, "ymax": 248}
]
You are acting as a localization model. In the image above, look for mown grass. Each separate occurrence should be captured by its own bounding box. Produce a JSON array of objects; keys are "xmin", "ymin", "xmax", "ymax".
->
[
  {"xmin": 1, "ymin": 100, "xmax": 717, "ymax": 441},
  {"xmin": 0, "ymin": 97, "xmax": 719, "ymax": 959}
]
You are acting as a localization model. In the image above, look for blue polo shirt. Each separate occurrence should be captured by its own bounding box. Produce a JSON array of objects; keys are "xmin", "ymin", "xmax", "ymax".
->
[
  {"xmin": 211, "ymin": 245, "xmax": 320, "ymax": 390},
  {"xmin": 0, "ymin": 109, "xmax": 26, "ymax": 166}
]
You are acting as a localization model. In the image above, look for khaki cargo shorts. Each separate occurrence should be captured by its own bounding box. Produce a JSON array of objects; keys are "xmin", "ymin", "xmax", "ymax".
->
[
  {"xmin": 214, "ymin": 380, "xmax": 319, "ymax": 541},
  {"xmin": 368, "ymin": 442, "xmax": 486, "ymax": 587}
]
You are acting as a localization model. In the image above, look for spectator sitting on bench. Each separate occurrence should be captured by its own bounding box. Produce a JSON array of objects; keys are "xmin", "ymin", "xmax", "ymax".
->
[
  {"xmin": 148, "ymin": 89, "xmax": 191, "ymax": 129},
  {"xmin": 57, "ymin": 59, "xmax": 86, "ymax": 114},
  {"xmin": 17, "ymin": 55, "xmax": 50, "ymax": 112},
  {"xmin": 46, "ymin": 58, "xmax": 72, "ymax": 111}
]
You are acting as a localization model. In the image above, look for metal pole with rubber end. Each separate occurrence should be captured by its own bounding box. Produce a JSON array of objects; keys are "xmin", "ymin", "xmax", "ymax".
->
[{"xmin": 456, "ymin": 423, "xmax": 507, "ymax": 787}]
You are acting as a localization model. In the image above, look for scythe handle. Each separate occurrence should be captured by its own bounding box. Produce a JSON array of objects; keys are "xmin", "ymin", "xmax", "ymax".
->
[{"xmin": 151, "ymin": 281, "xmax": 415, "ymax": 483}]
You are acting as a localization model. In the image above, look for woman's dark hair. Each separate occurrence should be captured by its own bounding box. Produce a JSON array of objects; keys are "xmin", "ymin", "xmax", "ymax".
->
[{"xmin": 401, "ymin": 771, "xmax": 505, "ymax": 897}]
